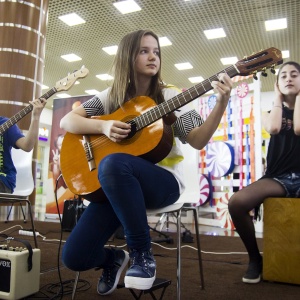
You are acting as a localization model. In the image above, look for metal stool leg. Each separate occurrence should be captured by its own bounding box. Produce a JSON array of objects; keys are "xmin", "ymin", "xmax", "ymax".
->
[
  {"xmin": 72, "ymin": 271, "xmax": 80, "ymax": 300},
  {"xmin": 190, "ymin": 207, "xmax": 205, "ymax": 289}
]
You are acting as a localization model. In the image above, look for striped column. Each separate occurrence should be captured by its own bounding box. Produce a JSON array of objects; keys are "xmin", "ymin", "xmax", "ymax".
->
[
  {"xmin": 0, "ymin": 0, "xmax": 49, "ymax": 209},
  {"xmin": 0, "ymin": 0, "xmax": 49, "ymax": 129}
]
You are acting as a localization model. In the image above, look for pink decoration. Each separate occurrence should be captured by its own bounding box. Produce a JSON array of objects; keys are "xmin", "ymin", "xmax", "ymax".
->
[
  {"xmin": 193, "ymin": 174, "xmax": 212, "ymax": 207},
  {"xmin": 216, "ymin": 192, "xmax": 235, "ymax": 230},
  {"xmin": 236, "ymin": 82, "xmax": 249, "ymax": 98}
]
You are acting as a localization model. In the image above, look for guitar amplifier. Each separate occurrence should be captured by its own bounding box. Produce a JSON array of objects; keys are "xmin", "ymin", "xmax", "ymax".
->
[{"xmin": 0, "ymin": 246, "xmax": 40, "ymax": 300}]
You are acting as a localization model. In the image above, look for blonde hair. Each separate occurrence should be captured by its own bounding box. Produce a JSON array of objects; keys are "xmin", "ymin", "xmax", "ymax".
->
[{"xmin": 108, "ymin": 29, "xmax": 166, "ymax": 112}]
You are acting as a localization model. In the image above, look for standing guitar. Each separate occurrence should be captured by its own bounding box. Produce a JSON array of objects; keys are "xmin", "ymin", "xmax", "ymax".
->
[
  {"xmin": 60, "ymin": 47, "xmax": 283, "ymax": 200},
  {"xmin": 0, "ymin": 66, "xmax": 89, "ymax": 135}
]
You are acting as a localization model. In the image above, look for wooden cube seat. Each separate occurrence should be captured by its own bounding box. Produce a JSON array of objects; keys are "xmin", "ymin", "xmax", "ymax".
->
[{"xmin": 263, "ymin": 197, "xmax": 300, "ymax": 285}]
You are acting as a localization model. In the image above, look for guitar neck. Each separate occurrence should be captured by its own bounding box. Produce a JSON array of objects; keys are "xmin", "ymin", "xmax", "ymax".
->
[
  {"xmin": 133, "ymin": 65, "xmax": 239, "ymax": 131},
  {"xmin": 0, "ymin": 87, "xmax": 57, "ymax": 135}
]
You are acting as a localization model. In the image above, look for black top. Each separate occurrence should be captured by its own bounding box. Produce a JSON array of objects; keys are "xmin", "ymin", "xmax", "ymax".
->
[{"xmin": 263, "ymin": 106, "xmax": 300, "ymax": 178}]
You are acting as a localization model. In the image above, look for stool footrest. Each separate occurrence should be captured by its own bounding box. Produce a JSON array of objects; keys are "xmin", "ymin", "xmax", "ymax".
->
[{"xmin": 118, "ymin": 278, "xmax": 171, "ymax": 299}]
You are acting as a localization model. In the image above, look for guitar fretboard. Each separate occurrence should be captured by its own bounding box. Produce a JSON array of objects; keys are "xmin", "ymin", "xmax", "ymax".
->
[
  {"xmin": 0, "ymin": 87, "xmax": 57, "ymax": 135},
  {"xmin": 131, "ymin": 65, "xmax": 238, "ymax": 131}
]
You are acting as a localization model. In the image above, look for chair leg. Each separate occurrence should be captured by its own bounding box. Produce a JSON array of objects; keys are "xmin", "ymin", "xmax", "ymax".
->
[
  {"xmin": 19, "ymin": 202, "xmax": 27, "ymax": 222},
  {"xmin": 5, "ymin": 204, "xmax": 14, "ymax": 222},
  {"xmin": 190, "ymin": 207, "xmax": 205, "ymax": 289},
  {"xmin": 72, "ymin": 271, "xmax": 80, "ymax": 300},
  {"xmin": 25, "ymin": 200, "xmax": 38, "ymax": 248}
]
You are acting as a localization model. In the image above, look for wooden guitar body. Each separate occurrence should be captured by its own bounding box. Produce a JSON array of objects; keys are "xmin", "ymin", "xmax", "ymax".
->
[{"xmin": 60, "ymin": 96, "xmax": 173, "ymax": 198}]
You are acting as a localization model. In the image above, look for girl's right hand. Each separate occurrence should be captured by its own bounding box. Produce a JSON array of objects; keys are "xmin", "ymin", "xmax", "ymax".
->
[
  {"xmin": 102, "ymin": 120, "xmax": 131, "ymax": 142},
  {"xmin": 274, "ymin": 82, "xmax": 284, "ymax": 103}
]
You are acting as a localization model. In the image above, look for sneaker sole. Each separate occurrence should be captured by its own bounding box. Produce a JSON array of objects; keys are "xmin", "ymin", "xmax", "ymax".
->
[
  {"xmin": 124, "ymin": 271, "xmax": 156, "ymax": 290},
  {"xmin": 97, "ymin": 250, "xmax": 130, "ymax": 295},
  {"xmin": 242, "ymin": 274, "xmax": 261, "ymax": 284}
]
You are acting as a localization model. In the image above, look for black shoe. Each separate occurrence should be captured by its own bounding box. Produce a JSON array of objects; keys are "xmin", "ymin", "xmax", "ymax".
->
[
  {"xmin": 125, "ymin": 249, "xmax": 156, "ymax": 290},
  {"xmin": 97, "ymin": 249, "xmax": 129, "ymax": 295},
  {"xmin": 242, "ymin": 258, "xmax": 263, "ymax": 284}
]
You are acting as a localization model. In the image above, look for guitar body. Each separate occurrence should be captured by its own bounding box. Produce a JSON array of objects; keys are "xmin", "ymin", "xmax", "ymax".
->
[{"xmin": 60, "ymin": 96, "xmax": 173, "ymax": 199}]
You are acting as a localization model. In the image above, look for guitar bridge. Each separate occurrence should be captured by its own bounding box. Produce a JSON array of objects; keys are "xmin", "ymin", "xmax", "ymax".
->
[{"xmin": 82, "ymin": 135, "xmax": 96, "ymax": 171}]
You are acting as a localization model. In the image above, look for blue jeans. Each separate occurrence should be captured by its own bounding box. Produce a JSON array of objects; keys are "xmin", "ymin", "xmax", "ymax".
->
[
  {"xmin": 62, "ymin": 153, "xmax": 180, "ymax": 271},
  {"xmin": 273, "ymin": 172, "xmax": 300, "ymax": 197}
]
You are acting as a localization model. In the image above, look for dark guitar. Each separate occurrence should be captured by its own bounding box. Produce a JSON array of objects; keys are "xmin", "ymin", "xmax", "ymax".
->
[
  {"xmin": 60, "ymin": 47, "xmax": 283, "ymax": 200},
  {"xmin": 0, "ymin": 66, "xmax": 89, "ymax": 136}
]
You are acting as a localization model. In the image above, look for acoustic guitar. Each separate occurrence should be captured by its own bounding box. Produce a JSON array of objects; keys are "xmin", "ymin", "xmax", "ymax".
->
[
  {"xmin": 60, "ymin": 47, "xmax": 283, "ymax": 200},
  {"xmin": 0, "ymin": 66, "xmax": 89, "ymax": 135}
]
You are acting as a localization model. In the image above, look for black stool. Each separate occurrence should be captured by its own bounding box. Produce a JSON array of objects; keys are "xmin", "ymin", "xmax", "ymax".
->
[{"xmin": 118, "ymin": 278, "xmax": 171, "ymax": 300}]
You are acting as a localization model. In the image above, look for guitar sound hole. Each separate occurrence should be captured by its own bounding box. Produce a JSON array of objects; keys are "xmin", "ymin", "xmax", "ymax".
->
[{"xmin": 127, "ymin": 121, "xmax": 136, "ymax": 139}]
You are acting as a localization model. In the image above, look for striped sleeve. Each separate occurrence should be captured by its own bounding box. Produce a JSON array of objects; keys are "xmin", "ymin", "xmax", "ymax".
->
[
  {"xmin": 173, "ymin": 109, "xmax": 204, "ymax": 143},
  {"xmin": 82, "ymin": 95, "xmax": 105, "ymax": 116}
]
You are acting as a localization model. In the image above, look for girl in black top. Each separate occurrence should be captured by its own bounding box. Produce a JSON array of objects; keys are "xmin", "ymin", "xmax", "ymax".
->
[{"xmin": 229, "ymin": 61, "xmax": 300, "ymax": 284}]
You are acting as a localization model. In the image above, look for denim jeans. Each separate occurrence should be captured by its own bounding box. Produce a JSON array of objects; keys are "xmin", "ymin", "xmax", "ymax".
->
[
  {"xmin": 62, "ymin": 153, "xmax": 180, "ymax": 271},
  {"xmin": 273, "ymin": 172, "xmax": 300, "ymax": 197}
]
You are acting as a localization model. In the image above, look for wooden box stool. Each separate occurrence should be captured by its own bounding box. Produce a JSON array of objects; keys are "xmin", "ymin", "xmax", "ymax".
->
[{"xmin": 263, "ymin": 197, "xmax": 300, "ymax": 285}]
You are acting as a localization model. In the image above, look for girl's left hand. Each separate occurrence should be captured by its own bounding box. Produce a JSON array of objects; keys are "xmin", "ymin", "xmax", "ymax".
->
[
  {"xmin": 211, "ymin": 73, "xmax": 233, "ymax": 104},
  {"xmin": 30, "ymin": 98, "xmax": 46, "ymax": 117}
]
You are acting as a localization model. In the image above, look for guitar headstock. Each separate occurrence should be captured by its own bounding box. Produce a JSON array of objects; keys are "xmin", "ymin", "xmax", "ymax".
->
[
  {"xmin": 55, "ymin": 66, "xmax": 89, "ymax": 91},
  {"xmin": 235, "ymin": 47, "xmax": 283, "ymax": 78}
]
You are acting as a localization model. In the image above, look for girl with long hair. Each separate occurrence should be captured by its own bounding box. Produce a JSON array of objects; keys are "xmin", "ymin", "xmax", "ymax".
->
[{"xmin": 61, "ymin": 29, "xmax": 232, "ymax": 295}]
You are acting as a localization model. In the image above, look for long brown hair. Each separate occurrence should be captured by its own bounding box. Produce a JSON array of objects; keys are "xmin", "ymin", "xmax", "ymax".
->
[{"xmin": 108, "ymin": 29, "xmax": 166, "ymax": 112}]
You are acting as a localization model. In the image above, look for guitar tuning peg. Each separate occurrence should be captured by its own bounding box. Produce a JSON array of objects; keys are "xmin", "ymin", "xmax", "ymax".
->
[
  {"xmin": 270, "ymin": 68, "xmax": 276, "ymax": 74},
  {"xmin": 253, "ymin": 71, "xmax": 258, "ymax": 80},
  {"xmin": 261, "ymin": 67, "xmax": 267, "ymax": 77}
]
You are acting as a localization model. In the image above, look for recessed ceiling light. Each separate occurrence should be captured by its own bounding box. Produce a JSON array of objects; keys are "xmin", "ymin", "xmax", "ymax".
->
[
  {"xmin": 75, "ymin": 81, "xmax": 80, "ymax": 85},
  {"xmin": 102, "ymin": 45, "xmax": 118, "ymax": 55},
  {"xmin": 96, "ymin": 74, "xmax": 114, "ymax": 81},
  {"xmin": 188, "ymin": 76, "xmax": 204, "ymax": 83},
  {"xmin": 56, "ymin": 93, "xmax": 71, "ymax": 98},
  {"xmin": 113, "ymin": 0, "xmax": 141, "ymax": 14},
  {"xmin": 175, "ymin": 62, "xmax": 193, "ymax": 70},
  {"xmin": 42, "ymin": 84, "xmax": 49, "ymax": 90},
  {"xmin": 204, "ymin": 28, "xmax": 226, "ymax": 39},
  {"xmin": 85, "ymin": 89, "xmax": 100, "ymax": 95},
  {"xmin": 58, "ymin": 13, "xmax": 86, "ymax": 26},
  {"xmin": 61, "ymin": 53, "xmax": 82, "ymax": 62},
  {"xmin": 159, "ymin": 37, "xmax": 172, "ymax": 47},
  {"xmin": 220, "ymin": 56, "xmax": 238, "ymax": 65},
  {"xmin": 265, "ymin": 18, "xmax": 287, "ymax": 31},
  {"xmin": 282, "ymin": 50, "xmax": 290, "ymax": 58}
]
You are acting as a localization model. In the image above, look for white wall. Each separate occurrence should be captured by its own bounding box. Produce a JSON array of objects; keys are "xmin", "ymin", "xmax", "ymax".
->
[
  {"xmin": 41, "ymin": 108, "xmax": 53, "ymax": 125},
  {"xmin": 261, "ymin": 91, "xmax": 275, "ymax": 111}
]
